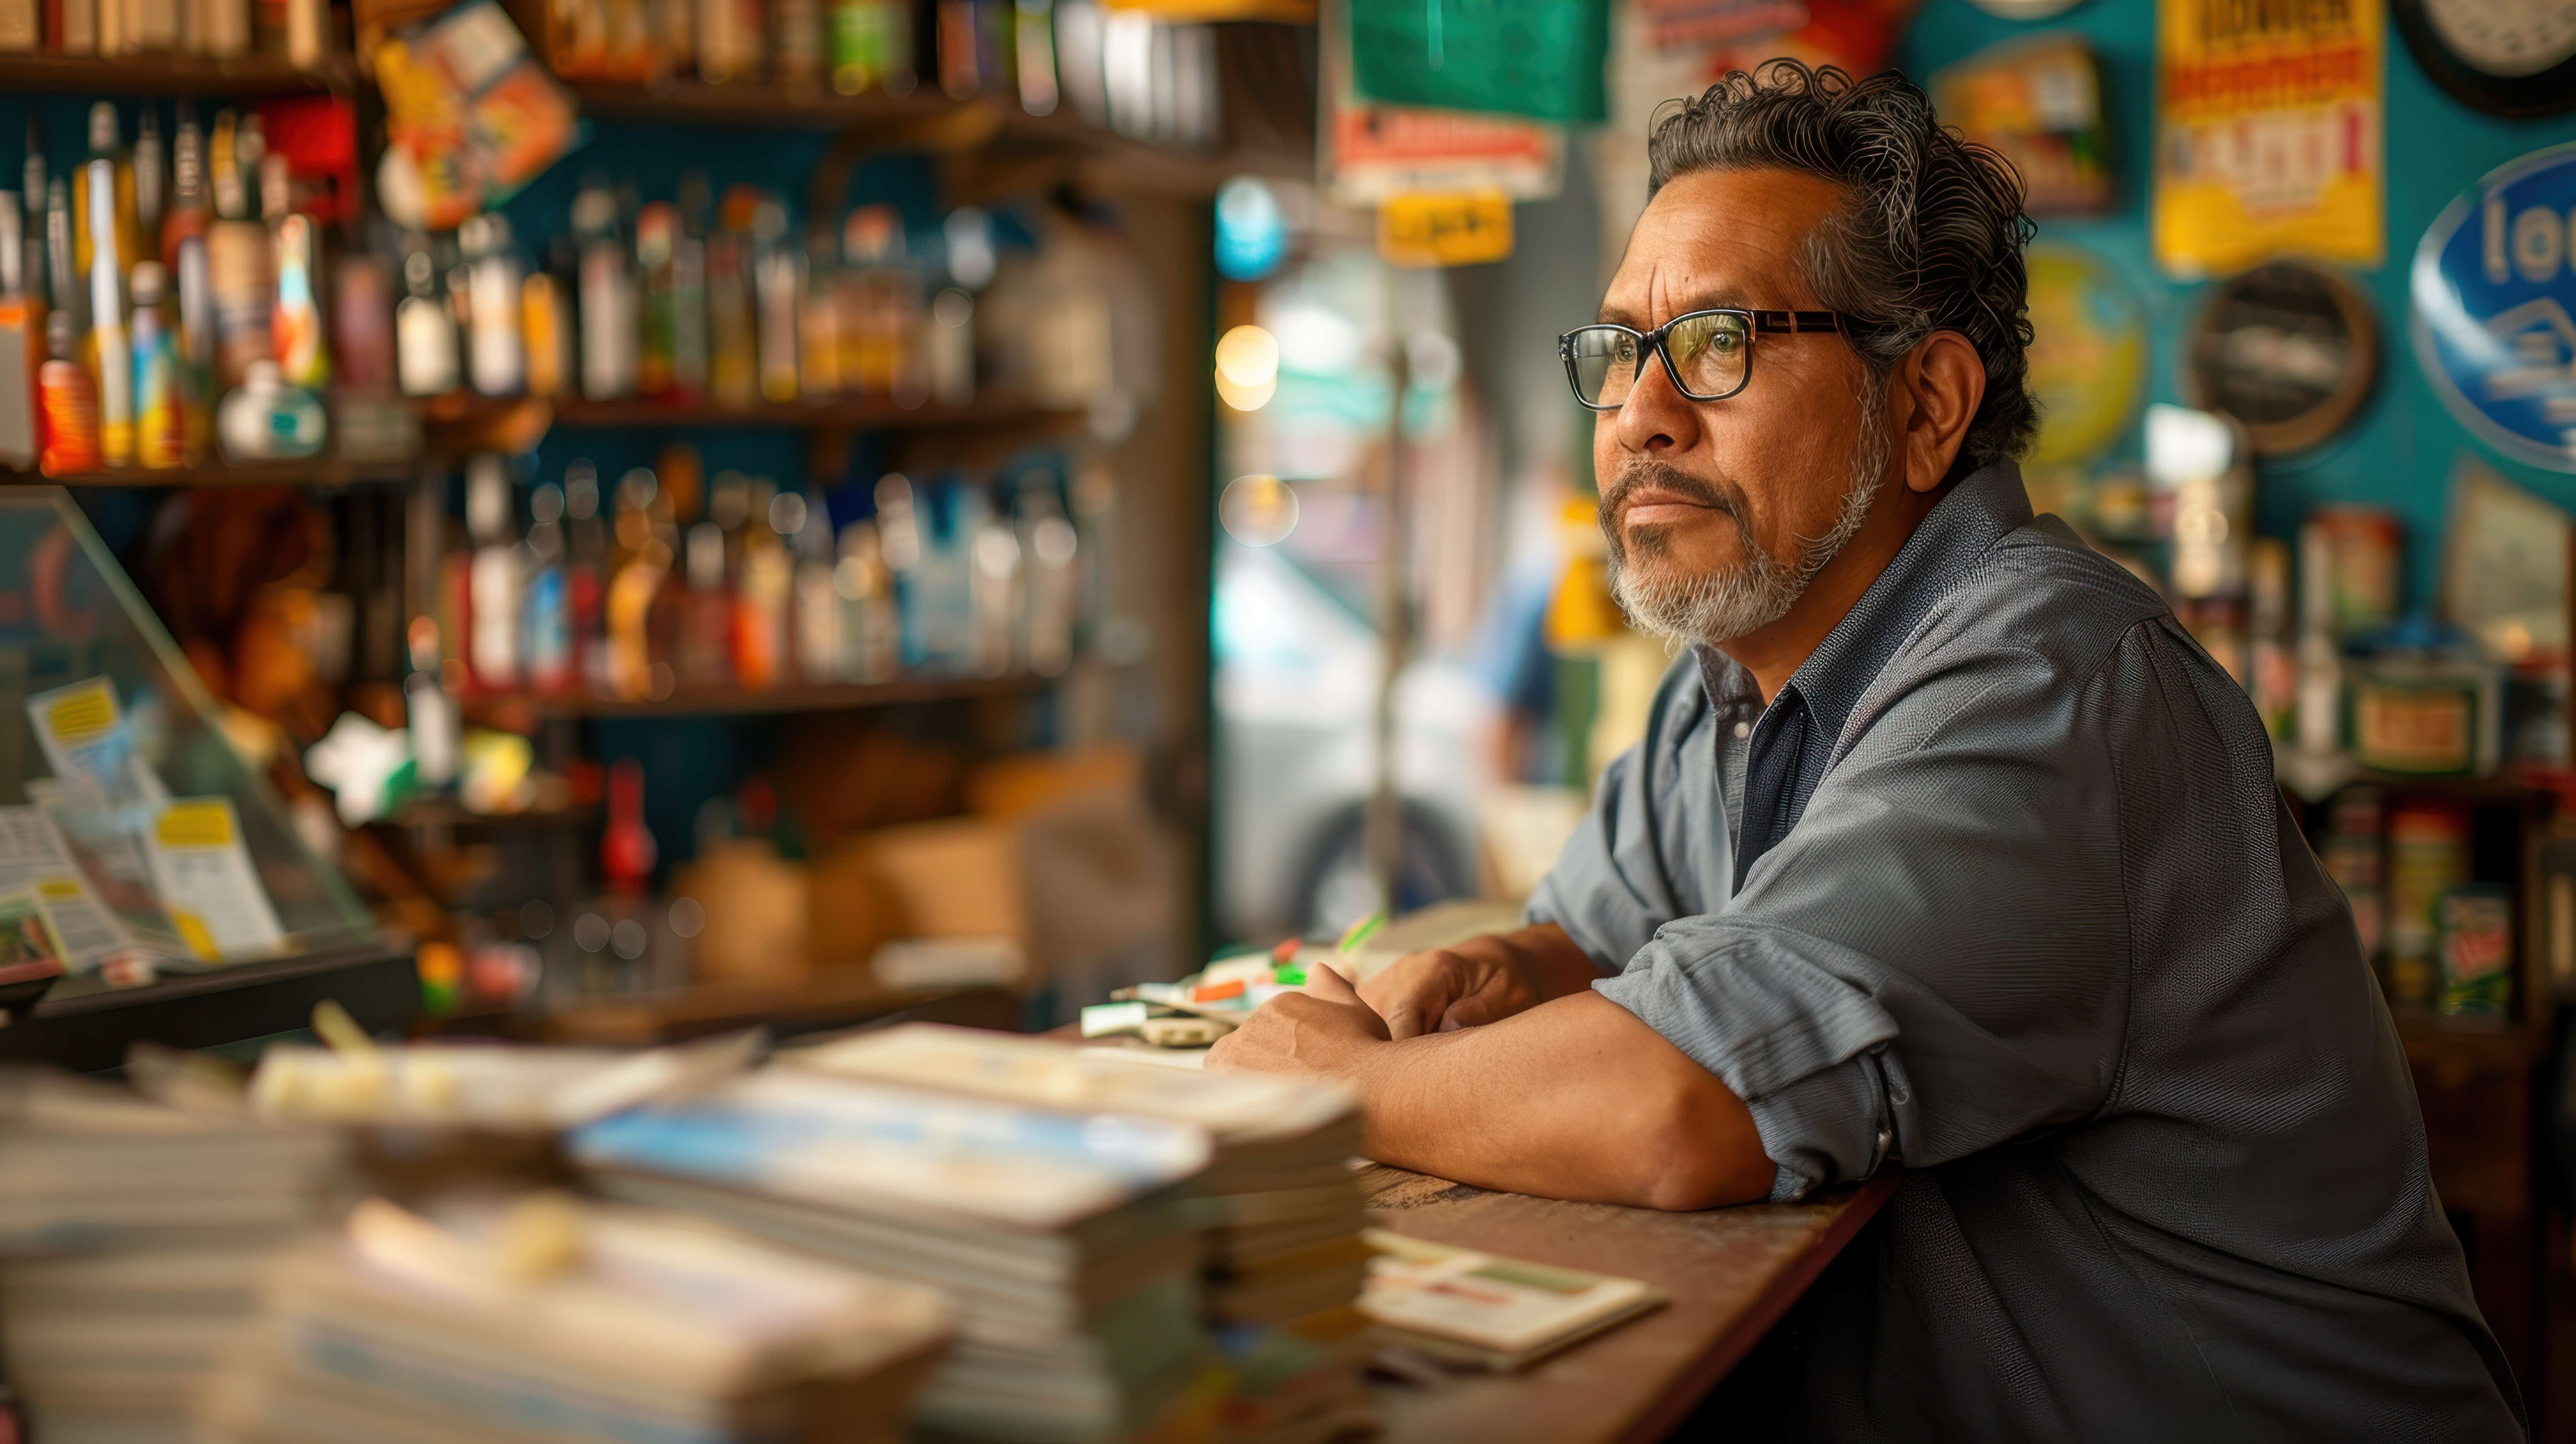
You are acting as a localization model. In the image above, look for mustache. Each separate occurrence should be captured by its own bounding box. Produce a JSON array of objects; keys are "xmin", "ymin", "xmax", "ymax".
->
[{"xmin": 1598, "ymin": 461, "xmax": 1748, "ymax": 535}]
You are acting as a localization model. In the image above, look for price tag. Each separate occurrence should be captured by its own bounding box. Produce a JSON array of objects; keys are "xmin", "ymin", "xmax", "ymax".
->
[{"xmin": 1377, "ymin": 192, "xmax": 1514, "ymax": 268}]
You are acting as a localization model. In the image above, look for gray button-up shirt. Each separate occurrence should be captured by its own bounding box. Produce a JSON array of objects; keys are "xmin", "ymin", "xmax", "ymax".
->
[{"xmin": 1531, "ymin": 461, "xmax": 2523, "ymax": 1439}]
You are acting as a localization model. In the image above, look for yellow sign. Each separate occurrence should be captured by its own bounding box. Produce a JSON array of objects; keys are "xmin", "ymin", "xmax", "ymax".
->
[
  {"xmin": 41, "ymin": 678, "xmax": 115, "ymax": 746},
  {"xmin": 2153, "ymin": 0, "xmax": 2383, "ymax": 277},
  {"xmin": 154, "ymin": 798, "xmax": 239, "ymax": 851},
  {"xmin": 1378, "ymin": 192, "xmax": 1514, "ymax": 269}
]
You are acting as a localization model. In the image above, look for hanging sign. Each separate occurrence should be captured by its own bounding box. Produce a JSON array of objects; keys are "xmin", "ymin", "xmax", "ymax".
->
[
  {"xmin": 1320, "ymin": 3, "xmax": 1561, "ymax": 207},
  {"xmin": 2411, "ymin": 143, "xmax": 2576, "ymax": 473},
  {"xmin": 1378, "ymin": 192, "xmax": 1514, "ymax": 268},
  {"xmin": 2153, "ymin": 0, "xmax": 2384, "ymax": 277},
  {"xmin": 1348, "ymin": 0, "xmax": 1610, "ymax": 126}
]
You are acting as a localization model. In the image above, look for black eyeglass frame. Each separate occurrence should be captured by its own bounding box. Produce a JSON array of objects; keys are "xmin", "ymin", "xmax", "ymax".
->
[{"xmin": 1556, "ymin": 308, "xmax": 1887, "ymax": 411}]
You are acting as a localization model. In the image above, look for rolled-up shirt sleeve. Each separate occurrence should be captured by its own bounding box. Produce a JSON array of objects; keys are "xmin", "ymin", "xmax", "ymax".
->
[{"xmin": 1594, "ymin": 645, "xmax": 2133, "ymax": 1202}]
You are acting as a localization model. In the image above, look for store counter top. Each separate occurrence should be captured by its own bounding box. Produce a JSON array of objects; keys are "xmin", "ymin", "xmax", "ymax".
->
[{"xmin": 1361, "ymin": 1163, "xmax": 1898, "ymax": 1443}]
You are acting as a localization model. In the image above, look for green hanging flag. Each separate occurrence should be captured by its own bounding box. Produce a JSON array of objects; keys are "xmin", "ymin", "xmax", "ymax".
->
[{"xmin": 1349, "ymin": 0, "xmax": 1610, "ymax": 126}]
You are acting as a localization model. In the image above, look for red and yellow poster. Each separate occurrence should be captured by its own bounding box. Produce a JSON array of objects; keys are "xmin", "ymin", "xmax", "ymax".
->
[{"xmin": 2154, "ymin": 0, "xmax": 2383, "ymax": 277}]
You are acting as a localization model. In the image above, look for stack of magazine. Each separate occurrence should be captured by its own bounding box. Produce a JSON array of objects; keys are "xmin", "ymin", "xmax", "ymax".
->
[
  {"xmin": 0, "ymin": 1068, "xmax": 347, "ymax": 1444},
  {"xmin": 199, "ymin": 1194, "xmax": 953, "ymax": 1443},
  {"xmin": 568, "ymin": 1068, "xmax": 1223, "ymax": 1442},
  {"xmin": 785, "ymin": 1025, "xmax": 1374, "ymax": 1439}
]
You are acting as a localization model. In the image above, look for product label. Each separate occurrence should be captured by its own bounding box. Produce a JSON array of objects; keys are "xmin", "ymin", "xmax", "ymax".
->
[{"xmin": 2354, "ymin": 686, "xmax": 2474, "ymax": 773}]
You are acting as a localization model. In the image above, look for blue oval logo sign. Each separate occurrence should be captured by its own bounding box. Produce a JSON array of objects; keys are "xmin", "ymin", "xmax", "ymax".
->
[{"xmin": 2412, "ymin": 143, "xmax": 2576, "ymax": 473}]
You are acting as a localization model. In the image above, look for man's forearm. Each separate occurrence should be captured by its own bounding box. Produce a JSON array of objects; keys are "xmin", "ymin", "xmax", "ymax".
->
[
  {"xmin": 1348, "ymin": 991, "xmax": 1775, "ymax": 1211},
  {"xmin": 1479, "ymin": 922, "xmax": 1612, "ymax": 1002}
]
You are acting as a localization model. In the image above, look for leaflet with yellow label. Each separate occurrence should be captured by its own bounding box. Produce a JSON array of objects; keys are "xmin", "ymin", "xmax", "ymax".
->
[
  {"xmin": 0, "ymin": 805, "xmax": 136, "ymax": 971},
  {"xmin": 25, "ymin": 677, "xmax": 124, "ymax": 788},
  {"xmin": 141, "ymin": 798, "xmax": 286, "ymax": 962}
]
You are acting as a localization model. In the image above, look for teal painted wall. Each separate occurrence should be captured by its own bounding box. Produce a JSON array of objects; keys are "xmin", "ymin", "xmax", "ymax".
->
[{"xmin": 1901, "ymin": 0, "xmax": 2576, "ymax": 609}]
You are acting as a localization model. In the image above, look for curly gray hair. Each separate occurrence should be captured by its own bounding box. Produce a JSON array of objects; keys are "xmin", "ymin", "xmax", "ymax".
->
[{"xmin": 1646, "ymin": 60, "xmax": 2039, "ymax": 474}]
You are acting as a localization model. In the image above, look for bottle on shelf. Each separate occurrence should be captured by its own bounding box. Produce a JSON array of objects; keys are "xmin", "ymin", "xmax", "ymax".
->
[
  {"xmin": 36, "ymin": 310, "xmax": 100, "ymax": 477},
  {"xmin": 969, "ymin": 480, "xmax": 1020, "ymax": 677},
  {"xmin": 706, "ymin": 186, "xmax": 759, "ymax": 408},
  {"xmin": 129, "ymin": 260, "xmax": 184, "ymax": 470},
  {"xmin": 0, "ymin": 192, "xmax": 37, "ymax": 471},
  {"xmin": 464, "ymin": 213, "xmax": 526, "ymax": 397},
  {"xmin": 751, "ymin": 195, "xmax": 800, "ymax": 404},
  {"xmin": 523, "ymin": 480, "xmax": 575, "ymax": 695},
  {"xmin": 636, "ymin": 199, "xmax": 678, "ymax": 397},
  {"xmin": 564, "ymin": 459, "xmax": 610, "ymax": 693},
  {"xmin": 19, "ymin": 120, "xmax": 42, "ymax": 329},
  {"xmin": 833, "ymin": 502, "xmax": 896, "ymax": 683},
  {"xmin": 205, "ymin": 110, "xmax": 274, "ymax": 390},
  {"xmin": 828, "ymin": 0, "xmax": 913, "ymax": 95},
  {"xmin": 672, "ymin": 174, "xmax": 711, "ymax": 398},
  {"xmin": 573, "ymin": 175, "xmax": 638, "ymax": 400},
  {"xmin": 797, "ymin": 224, "xmax": 841, "ymax": 399},
  {"xmin": 605, "ymin": 465, "xmax": 674, "ymax": 700},
  {"xmin": 523, "ymin": 233, "xmax": 575, "ymax": 399},
  {"xmin": 165, "ymin": 109, "xmax": 216, "ymax": 457},
  {"xmin": 1018, "ymin": 469, "xmax": 1078, "ymax": 676},
  {"xmin": 679, "ymin": 493, "xmax": 732, "ymax": 687},
  {"xmin": 789, "ymin": 488, "xmax": 838, "ymax": 684},
  {"xmin": 395, "ymin": 238, "xmax": 460, "ymax": 398},
  {"xmin": 466, "ymin": 454, "xmax": 525, "ymax": 693},
  {"xmin": 736, "ymin": 480, "xmax": 792, "ymax": 687},
  {"xmin": 267, "ymin": 154, "xmax": 328, "ymax": 390},
  {"xmin": 85, "ymin": 103, "xmax": 134, "ymax": 468}
]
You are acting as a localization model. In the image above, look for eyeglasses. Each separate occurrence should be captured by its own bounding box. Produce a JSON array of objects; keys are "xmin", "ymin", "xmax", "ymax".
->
[{"xmin": 1558, "ymin": 309, "xmax": 1884, "ymax": 411}]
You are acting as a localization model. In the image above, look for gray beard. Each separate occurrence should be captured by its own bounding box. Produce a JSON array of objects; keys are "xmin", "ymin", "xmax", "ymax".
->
[{"xmin": 1605, "ymin": 387, "xmax": 1891, "ymax": 647}]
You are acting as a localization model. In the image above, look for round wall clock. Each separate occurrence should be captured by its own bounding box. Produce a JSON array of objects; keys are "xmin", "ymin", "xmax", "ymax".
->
[
  {"xmin": 2184, "ymin": 261, "xmax": 2380, "ymax": 456},
  {"xmin": 2392, "ymin": 0, "xmax": 2576, "ymax": 119}
]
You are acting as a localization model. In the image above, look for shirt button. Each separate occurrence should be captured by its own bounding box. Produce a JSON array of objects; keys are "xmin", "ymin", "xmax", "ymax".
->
[{"xmin": 1733, "ymin": 721, "xmax": 1751, "ymax": 738}]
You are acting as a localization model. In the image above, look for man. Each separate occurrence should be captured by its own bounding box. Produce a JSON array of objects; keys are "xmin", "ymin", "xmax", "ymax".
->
[{"xmin": 1207, "ymin": 62, "xmax": 2524, "ymax": 1438}]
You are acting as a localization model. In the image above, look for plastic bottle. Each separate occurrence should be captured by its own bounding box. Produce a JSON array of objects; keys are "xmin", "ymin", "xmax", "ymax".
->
[
  {"xmin": 36, "ymin": 310, "xmax": 101, "ymax": 477},
  {"xmin": 129, "ymin": 260, "xmax": 184, "ymax": 470}
]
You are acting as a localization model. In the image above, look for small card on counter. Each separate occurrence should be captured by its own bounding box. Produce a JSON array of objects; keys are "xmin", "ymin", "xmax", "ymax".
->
[{"xmin": 1358, "ymin": 1229, "xmax": 1667, "ymax": 1371}]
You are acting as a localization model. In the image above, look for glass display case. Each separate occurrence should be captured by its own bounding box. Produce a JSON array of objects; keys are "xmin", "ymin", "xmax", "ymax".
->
[{"xmin": 0, "ymin": 488, "xmax": 410, "ymax": 1070}]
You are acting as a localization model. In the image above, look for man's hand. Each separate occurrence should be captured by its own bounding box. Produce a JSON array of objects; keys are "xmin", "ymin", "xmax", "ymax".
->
[
  {"xmin": 1205, "ymin": 961, "xmax": 1389, "ymax": 1080},
  {"xmin": 1358, "ymin": 923, "xmax": 1605, "ymax": 1041}
]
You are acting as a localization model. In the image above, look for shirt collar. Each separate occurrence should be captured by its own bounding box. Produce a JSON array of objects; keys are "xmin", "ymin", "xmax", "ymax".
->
[{"xmin": 1692, "ymin": 460, "xmax": 2034, "ymax": 738}]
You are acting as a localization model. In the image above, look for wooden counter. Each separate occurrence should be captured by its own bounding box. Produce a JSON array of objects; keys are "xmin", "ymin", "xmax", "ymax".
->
[{"xmin": 1360, "ymin": 1165, "xmax": 1898, "ymax": 1444}]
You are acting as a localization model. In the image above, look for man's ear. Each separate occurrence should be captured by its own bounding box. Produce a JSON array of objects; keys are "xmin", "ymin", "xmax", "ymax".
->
[{"xmin": 1894, "ymin": 331, "xmax": 1986, "ymax": 494}]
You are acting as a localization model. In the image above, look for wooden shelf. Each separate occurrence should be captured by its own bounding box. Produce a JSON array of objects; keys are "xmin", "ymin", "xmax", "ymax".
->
[
  {"xmin": 565, "ymin": 76, "xmax": 1300, "ymax": 196},
  {"xmin": 471, "ymin": 672, "xmax": 1052, "ymax": 719},
  {"xmin": 379, "ymin": 798, "xmax": 599, "ymax": 831},
  {"xmin": 0, "ymin": 51, "xmax": 348, "ymax": 96},
  {"xmin": 564, "ymin": 76, "xmax": 946, "ymax": 130},
  {"xmin": 540, "ymin": 391, "xmax": 1078, "ymax": 431},
  {"xmin": 3, "ymin": 456, "xmax": 420, "ymax": 487}
]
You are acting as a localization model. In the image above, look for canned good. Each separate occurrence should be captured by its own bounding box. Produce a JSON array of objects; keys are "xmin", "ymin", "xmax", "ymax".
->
[
  {"xmin": 2386, "ymin": 804, "xmax": 2469, "ymax": 1010},
  {"xmin": 2435, "ymin": 883, "xmax": 2514, "ymax": 1018}
]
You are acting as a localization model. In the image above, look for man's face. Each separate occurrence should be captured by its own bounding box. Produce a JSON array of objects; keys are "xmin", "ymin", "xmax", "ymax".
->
[{"xmin": 1593, "ymin": 168, "xmax": 1891, "ymax": 642}]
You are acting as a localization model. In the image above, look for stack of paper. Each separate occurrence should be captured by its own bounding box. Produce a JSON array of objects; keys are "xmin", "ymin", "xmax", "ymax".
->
[
  {"xmin": 568, "ymin": 1069, "xmax": 1222, "ymax": 1442},
  {"xmin": 198, "ymin": 1194, "xmax": 952, "ymax": 1444},
  {"xmin": 1358, "ymin": 1229, "xmax": 1668, "ymax": 1371},
  {"xmin": 785, "ymin": 1025, "xmax": 1375, "ymax": 1438},
  {"xmin": 0, "ymin": 1068, "xmax": 349, "ymax": 1444},
  {"xmin": 790, "ymin": 1025, "xmax": 1370, "ymax": 1329}
]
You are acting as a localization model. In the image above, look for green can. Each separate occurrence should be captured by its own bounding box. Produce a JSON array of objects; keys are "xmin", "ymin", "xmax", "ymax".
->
[
  {"xmin": 2435, "ymin": 883, "xmax": 2514, "ymax": 1018},
  {"xmin": 831, "ymin": 0, "xmax": 915, "ymax": 95}
]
